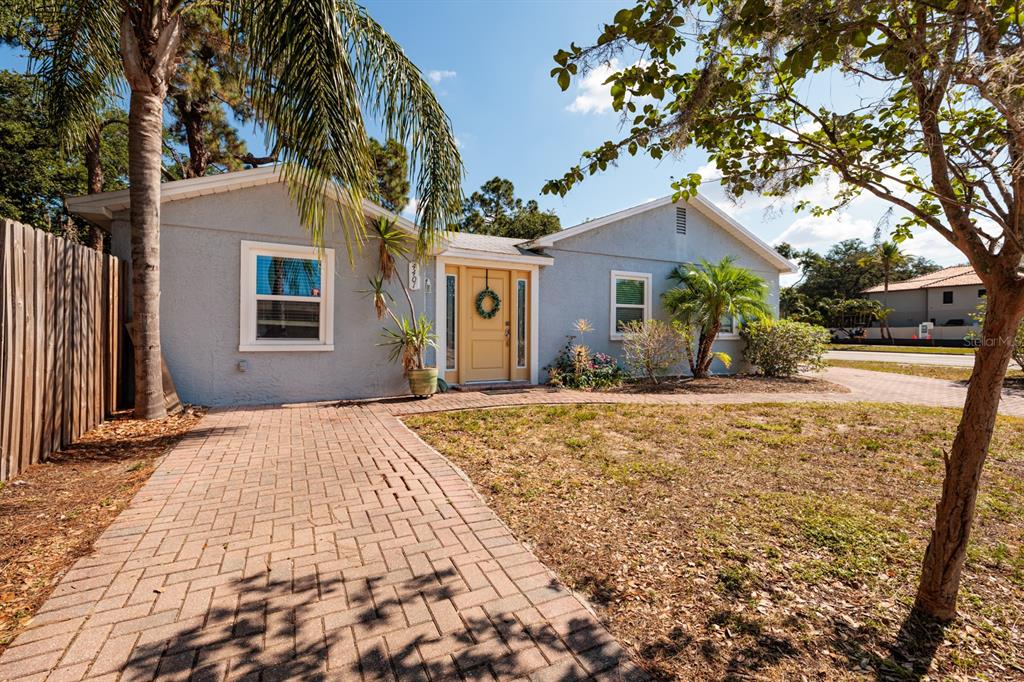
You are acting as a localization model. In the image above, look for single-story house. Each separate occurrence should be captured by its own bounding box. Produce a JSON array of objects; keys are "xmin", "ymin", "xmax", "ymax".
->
[
  {"xmin": 67, "ymin": 166, "xmax": 795, "ymax": 406},
  {"xmin": 863, "ymin": 265, "xmax": 984, "ymax": 327}
]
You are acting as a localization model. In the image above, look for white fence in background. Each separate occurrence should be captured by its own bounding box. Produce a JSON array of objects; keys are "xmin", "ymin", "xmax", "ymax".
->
[{"xmin": 860, "ymin": 325, "xmax": 977, "ymax": 342}]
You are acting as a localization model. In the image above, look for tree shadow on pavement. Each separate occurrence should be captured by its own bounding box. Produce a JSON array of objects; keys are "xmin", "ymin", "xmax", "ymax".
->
[{"xmin": 122, "ymin": 561, "xmax": 642, "ymax": 681}]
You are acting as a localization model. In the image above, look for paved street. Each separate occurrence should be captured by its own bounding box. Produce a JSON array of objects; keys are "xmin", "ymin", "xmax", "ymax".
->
[{"xmin": 827, "ymin": 349, "xmax": 997, "ymax": 367}]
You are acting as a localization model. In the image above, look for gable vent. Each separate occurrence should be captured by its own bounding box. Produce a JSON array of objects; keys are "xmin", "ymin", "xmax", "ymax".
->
[{"xmin": 675, "ymin": 207, "xmax": 687, "ymax": 235}]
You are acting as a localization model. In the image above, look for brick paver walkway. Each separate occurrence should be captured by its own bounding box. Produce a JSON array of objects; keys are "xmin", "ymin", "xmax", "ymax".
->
[
  {"xmin": 3, "ymin": 366, "xmax": 1022, "ymax": 681},
  {"xmin": 0, "ymin": 406, "xmax": 645, "ymax": 681}
]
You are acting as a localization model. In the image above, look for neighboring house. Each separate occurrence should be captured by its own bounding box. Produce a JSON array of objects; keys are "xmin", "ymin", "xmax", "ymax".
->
[
  {"xmin": 68, "ymin": 167, "xmax": 794, "ymax": 406},
  {"xmin": 863, "ymin": 265, "xmax": 984, "ymax": 327}
]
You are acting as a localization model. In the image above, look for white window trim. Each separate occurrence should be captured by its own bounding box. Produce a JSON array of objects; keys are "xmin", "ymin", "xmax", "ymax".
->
[
  {"xmin": 516, "ymin": 277, "xmax": 528, "ymax": 368},
  {"xmin": 239, "ymin": 240, "xmax": 335, "ymax": 352},
  {"xmin": 610, "ymin": 270, "xmax": 652, "ymax": 340},
  {"xmin": 718, "ymin": 314, "xmax": 739, "ymax": 339},
  {"xmin": 445, "ymin": 273, "xmax": 457, "ymax": 371}
]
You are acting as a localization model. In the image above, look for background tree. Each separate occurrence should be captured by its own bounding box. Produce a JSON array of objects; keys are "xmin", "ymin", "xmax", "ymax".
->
[
  {"xmin": 459, "ymin": 177, "xmax": 560, "ymax": 240},
  {"xmin": 781, "ymin": 238, "xmax": 938, "ymax": 302},
  {"xmin": 28, "ymin": 0, "xmax": 463, "ymax": 420},
  {"xmin": 858, "ymin": 241, "xmax": 910, "ymax": 340},
  {"xmin": 0, "ymin": 70, "xmax": 128, "ymax": 236},
  {"xmin": 545, "ymin": 0, "xmax": 1024, "ymax": 623},
  {"xmin": 164, "ymin": 8, "xmax": 251, "ymax": 179},
  {"xmin": 662, "ymin": 257, "xmax": 771, "ymax": 377},
  {"xmin": 368, "ymin": 137, "xmax": 411, "ymax": 213}
]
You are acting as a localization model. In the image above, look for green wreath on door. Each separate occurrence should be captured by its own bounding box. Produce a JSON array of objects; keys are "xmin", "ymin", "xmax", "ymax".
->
[{"xmin": 475, "ymin": 287, "xmax": 501, "ymax": 319}]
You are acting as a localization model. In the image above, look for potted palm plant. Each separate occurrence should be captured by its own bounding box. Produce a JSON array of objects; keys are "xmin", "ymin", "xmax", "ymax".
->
[
  {"xmin": 364, "ymin": 217, "xmax": 439, "ymax": 397},
  {"xmin": 381, "ymin": 315, "xmax": 438, "ymax": 396}
]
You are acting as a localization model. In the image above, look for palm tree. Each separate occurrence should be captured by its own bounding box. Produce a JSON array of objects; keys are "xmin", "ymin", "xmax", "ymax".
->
[
  {"xmin": 663, "ymin": 257, "xmax": 771, "ymax": 378},
  {"xmin": 858, "ymin": 241, "xmax": 908, "ymax": 342},
  {"xmin": 27, "ymin": 0, "xmax": 462, "ymax": 418}
]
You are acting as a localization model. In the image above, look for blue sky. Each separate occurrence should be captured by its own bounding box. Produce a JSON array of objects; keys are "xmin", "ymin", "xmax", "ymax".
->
[{"xmin": 0, "ymin": 0, "xmax": 964, "ymax": 277}]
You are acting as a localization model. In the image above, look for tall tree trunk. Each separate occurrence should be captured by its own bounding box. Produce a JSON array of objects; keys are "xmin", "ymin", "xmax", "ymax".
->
[
  {"xmin": 176, "ymin": 94, "xmax": 210, "ymax": 178},
  {"xmin": 914, "ymin": 286, "xmax": 1024, "ymax": 620},
  {"xmin": 693, "ymin": 321, "xmax": 722, "ymax": 377},
  {"xmin": 128, "ymin": 90, "xmax": 168, "ymax": 419},
  {"xmin": 120, "ymin": 9, "xmax": 181, "ymax": 420},
  {"xmin": 84, "ymin": 128, "xmax": 107, "ymax": 250},
  {"xmin": 882, "ymin": 269, "xmax": 891, "ymax": 342}
]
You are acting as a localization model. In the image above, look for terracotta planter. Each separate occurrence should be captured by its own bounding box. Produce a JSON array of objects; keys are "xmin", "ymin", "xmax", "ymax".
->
[{"xmin": 408, "ymin": 368, "xmax": 438, "ymax": 398}]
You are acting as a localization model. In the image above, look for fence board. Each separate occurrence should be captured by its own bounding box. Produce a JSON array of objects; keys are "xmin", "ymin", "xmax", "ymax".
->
[
  {"xmin": 0, "ymin": 221, "xmax": 10, "ymax": 480},
  {"xmin": 33, "ymin": 228, "xmax": 46, "ymax": 469},
  {"xmin": 0, "ymin": 219, "xmax": 127, "ymax": 481},
  {"xmin": 11, "ymin": 222, "xmax": 26, "ymax": 477}
]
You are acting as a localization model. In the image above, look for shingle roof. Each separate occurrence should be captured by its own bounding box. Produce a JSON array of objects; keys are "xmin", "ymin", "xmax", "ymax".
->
[
  {"xmin": 863, "ymin": 265, "xmax": 979, "ymax": 292},
  {"xmin": 444, "ymin": 232, "xmax": 530, "ymax": 256}
]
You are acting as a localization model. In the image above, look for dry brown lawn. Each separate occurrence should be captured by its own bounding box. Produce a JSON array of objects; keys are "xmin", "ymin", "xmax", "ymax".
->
[
  {"xmin": 0, "ymin": 408, "xmax": 203, "ymax": 654},
  {"xmin": 406, "ymin": 402, "xmax": 1024, "ymax": 681}
]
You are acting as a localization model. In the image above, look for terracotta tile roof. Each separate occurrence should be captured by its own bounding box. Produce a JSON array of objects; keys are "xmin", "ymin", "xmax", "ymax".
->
[{"xmin": 863, "ymin": 265, "xmax": 979, "ymax": 293}]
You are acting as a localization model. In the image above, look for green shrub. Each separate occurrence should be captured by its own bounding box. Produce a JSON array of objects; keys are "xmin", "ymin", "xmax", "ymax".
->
[{"xmin": 741, "ymin": 319, "xmax": 830, "ymax": 377}]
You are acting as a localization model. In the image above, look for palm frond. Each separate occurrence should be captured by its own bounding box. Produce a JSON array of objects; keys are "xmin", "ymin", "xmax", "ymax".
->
[
  {"xmin": 232, "ymin": 0, "xmax": 374, "ymax": 259},
  {"xmin": 231, "ymin": 0, "xmax": 462, "ymax": 259},
  {"xmin": 663, "ymin": 257, "xmax": 771, "ymax": 331},
  {"xmin": 27, "ymin": 0, "xmax": 123, "ymax": 153},
  {"xmin": 337, "ymin": 0, "xmax": 463, "ymax": 250}
]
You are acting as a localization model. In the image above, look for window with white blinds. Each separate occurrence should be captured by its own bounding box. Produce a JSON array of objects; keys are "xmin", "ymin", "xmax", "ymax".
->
[
  {"xmin": 610, "ymin": 271, "xmax": 652, "ymax": 339},
  {"xmin": 239, "ymin": 241, "xmax": 334, "ymax": 351}
]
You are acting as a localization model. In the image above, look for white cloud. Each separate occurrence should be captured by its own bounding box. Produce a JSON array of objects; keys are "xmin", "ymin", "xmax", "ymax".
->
[
  {"xmin": 773, "ymin": 210, "xmax": 964, "ymax": 266},
  {"xmin": 772, "ymin": 211, "xmax": 876, "ymax": 251},
  {"xmin": 400, "ymin": 197, "xmax": 419, "ymax": 221},
  {"xmin": 427, "ymin": 69, "xmax": 456, "ymax": 84},
  {"xmin": 696, "ymin": 161, "xmax": 722, "ymax": 182},
  {"xmin": 566, "ymin": 59, "xmax": 649, "ymax": 115}
]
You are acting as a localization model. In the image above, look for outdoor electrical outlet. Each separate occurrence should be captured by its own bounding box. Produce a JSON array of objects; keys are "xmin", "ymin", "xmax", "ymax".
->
[{"xmin": 238, "ymin": 360, "xmax": 249, "ymax": 373}]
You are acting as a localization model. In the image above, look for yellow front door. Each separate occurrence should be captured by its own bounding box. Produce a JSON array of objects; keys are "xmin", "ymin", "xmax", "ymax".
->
[{"xmin": 461, "ymin": 268, "xmax": 511, "ymax": 382}]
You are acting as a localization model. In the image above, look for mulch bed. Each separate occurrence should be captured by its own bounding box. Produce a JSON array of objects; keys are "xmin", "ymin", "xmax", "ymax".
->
[
  {"xmin": 606, "ymin": 374, "xmax": 849, "ymax": 394},
  {"xmin": 0, "ymin": 408, "xmax": 203, "ymax": 655}
]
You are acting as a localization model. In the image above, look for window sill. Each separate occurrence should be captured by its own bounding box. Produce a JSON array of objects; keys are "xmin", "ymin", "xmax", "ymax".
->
[{"xmin": 238, "ymin": 344, "xmax": 335, "ymax": 352}]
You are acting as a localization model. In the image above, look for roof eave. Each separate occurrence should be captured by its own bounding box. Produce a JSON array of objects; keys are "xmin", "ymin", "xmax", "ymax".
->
[
  {"xmin": 65, "ymin": 165, "xmax": 420, "ymax": 234},
  {"xmin": 526, "ymin": 194, "xmax": 797, "ymax": 274},
  {"xmin": 439, "ymin": 246, "xmax": 554, "ymax": 266}
]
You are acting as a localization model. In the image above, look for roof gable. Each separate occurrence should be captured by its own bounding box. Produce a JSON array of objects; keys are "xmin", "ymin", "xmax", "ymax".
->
[{"xmin": 526, "ymin": 194, "xmax": 797, "ymax": 273}]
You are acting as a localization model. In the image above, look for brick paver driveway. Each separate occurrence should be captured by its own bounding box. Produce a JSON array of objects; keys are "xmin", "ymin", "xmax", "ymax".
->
[{"xmin": 0, "ymin": 405, "xmax": 644, "ymax": 681}]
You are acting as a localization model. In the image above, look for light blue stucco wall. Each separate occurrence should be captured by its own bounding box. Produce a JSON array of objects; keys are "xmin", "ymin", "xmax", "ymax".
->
[
  {"xmin": 110, "ymin": 182, "xmax": 433, "ymax": 406},
  {"xmin": 535, "ymin": 201, "xmax": 783, "ymax": 377}
]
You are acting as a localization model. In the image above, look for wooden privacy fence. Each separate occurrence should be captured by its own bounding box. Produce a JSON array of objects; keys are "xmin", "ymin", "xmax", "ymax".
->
[{"xmin": 0, "ymin": 219, "xmax": 128, "ymax": 482}]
